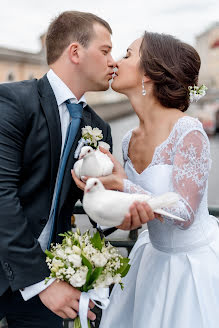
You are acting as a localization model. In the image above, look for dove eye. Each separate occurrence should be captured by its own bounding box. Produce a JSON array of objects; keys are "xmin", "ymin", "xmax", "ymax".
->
[{"xmin": 94, "ymin": 182, "xmax": 97, "ymax": 186}]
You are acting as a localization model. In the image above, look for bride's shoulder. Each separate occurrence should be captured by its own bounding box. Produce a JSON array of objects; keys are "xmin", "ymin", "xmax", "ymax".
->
[
  {"xmin": 173, "ymin": 115, "xmax": 209, "ymax": 147},
  {"xmin": 175, "ymin": 115, "xmax": 206, "ymax": 137}
]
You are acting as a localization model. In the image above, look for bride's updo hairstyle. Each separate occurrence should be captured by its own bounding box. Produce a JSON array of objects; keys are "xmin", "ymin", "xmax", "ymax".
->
[{"xmin": 139, "ymin": 32, "xmax": 201, "ymax": 112}]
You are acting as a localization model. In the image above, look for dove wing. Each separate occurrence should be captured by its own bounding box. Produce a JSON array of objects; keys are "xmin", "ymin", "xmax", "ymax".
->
[
  {"xmin": 73, "ymin": 159, "xmax": 83, "ymax": 179},
  {"xmin": 96, "ymin": 151, "xmax": 114, "ymax": 176}
]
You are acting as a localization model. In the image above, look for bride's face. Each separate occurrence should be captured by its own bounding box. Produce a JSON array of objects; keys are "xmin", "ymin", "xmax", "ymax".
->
[{"xmin": 111, "ymin": 38, "xmax": 143, "ymax": 95}]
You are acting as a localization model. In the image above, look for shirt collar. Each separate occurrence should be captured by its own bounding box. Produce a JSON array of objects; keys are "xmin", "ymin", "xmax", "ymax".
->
[{"xmin": 47, "ymin": 69, "xmax": 87, "ymax": 108}]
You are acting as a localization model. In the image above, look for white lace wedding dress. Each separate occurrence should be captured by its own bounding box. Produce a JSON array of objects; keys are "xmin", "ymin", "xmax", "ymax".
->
[{"xmin": 100, "ymin": 116, "xmax": 219, "ymax": 328}]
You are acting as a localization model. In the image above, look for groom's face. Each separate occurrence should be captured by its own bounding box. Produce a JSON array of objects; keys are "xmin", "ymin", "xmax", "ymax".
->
[{"xmin": 79, "ymin": 23, "xmax": 116, "ymax": 91}]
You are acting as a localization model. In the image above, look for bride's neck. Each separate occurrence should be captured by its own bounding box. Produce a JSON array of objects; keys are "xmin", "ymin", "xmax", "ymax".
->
[{"xmin": 128, "ymin": 93, "xmax": 167, "ymax": 132}]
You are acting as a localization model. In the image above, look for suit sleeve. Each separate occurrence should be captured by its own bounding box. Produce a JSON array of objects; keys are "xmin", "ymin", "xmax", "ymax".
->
[{"xmin": 0, "ymin": 86, "xmax": 50, "ymax": 291}]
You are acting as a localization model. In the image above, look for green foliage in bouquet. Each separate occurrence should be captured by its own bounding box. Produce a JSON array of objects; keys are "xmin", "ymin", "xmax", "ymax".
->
[{"xmin": 45, "ymin": 229, "xmax": 130, "ymax": 292}]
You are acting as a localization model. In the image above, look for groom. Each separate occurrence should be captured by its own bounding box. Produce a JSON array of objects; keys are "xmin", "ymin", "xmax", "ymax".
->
[{"xmin": 0, "ymin": 10, "xmax": 152, "ymax": 328}]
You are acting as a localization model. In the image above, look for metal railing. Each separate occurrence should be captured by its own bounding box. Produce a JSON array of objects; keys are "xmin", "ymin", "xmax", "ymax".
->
[{"xmin": 74, "ymin": 204, "xmax": 219, "ymax": 252}]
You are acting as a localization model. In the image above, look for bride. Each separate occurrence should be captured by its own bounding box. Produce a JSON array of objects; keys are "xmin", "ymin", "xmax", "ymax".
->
[{"xmin": 73, "ymin": 31, "xmax": 219, "ymax": 328}]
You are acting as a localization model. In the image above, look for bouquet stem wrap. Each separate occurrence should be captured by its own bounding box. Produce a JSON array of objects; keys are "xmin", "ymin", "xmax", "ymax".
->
[{"xmin": 78, "ymin": 287, "xmax": 110, "ymax": 328}]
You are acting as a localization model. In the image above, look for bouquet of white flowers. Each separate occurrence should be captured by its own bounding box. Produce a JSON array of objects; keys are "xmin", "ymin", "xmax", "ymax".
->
[{"xmin": 45, "ymin": 229, "xmax": 130, "ymax": 328}]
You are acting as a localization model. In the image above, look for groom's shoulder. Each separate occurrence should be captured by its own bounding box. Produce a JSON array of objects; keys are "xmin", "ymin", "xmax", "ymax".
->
[{"xmin": 0, "ymin": 78, "xmax": 38, "ymax": 100}]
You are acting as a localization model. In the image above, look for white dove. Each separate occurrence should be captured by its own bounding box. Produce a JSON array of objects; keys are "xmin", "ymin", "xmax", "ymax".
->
[
  {"xmin": 83, "ymin": 178, "xmax": 186, "ymax": 227},
  {"xmin": 73, "ymin": 146, "xmax": 114, "ymax": 180}
]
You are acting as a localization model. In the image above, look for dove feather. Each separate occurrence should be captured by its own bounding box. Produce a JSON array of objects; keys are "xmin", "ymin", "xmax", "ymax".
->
[{"xmin": 83, "ymin": 186, "xmax": 185, "ymax": 227}]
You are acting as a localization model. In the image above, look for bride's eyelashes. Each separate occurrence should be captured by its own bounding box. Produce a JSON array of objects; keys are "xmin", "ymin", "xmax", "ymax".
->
[{"xmin": 123, "ymin": 51, "xmax": 131, "ymax": 59}]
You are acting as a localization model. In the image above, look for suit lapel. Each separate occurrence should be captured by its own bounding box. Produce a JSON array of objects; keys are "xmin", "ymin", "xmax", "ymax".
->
[
  {"xmin": 58, "ymin": 106, "xmax": 91, "ymax": 212},
  {"xmin": 37, "ymin": 75, "xmax": 62, "ymax": 206}
]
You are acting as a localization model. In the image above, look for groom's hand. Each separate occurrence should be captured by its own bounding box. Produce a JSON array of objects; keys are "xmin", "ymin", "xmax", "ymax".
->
[{"xmin": 39, "ymin": 280, "xmax": 96, "ymax": 320}]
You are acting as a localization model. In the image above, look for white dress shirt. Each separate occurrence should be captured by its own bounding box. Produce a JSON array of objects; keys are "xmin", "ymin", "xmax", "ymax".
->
[{"xmin": 20, "ymin": 69, "xmax": 86, "ymax": 300}]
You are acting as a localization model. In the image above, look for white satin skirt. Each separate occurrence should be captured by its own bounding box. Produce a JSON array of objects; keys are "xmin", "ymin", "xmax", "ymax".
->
[{"xmin": 99, "ymin": 229, "xmax": 219, "ymax": 328}]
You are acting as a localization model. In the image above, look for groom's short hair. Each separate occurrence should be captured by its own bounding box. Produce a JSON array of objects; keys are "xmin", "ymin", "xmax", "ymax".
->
[{"xmin": 46, "ymin": 11, "xmax": 112, "ymax": 65}]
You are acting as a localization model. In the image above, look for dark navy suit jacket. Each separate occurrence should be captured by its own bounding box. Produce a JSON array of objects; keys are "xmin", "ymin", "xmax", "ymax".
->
[{"xmin": 0, "ymin": 75, "xmax": 112, "ymax": 295}]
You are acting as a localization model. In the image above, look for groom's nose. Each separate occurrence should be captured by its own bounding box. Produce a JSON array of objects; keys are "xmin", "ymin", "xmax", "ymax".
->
[{"xmin": 108, "ymin": 54, "xmax": 116, "ymax": 68}]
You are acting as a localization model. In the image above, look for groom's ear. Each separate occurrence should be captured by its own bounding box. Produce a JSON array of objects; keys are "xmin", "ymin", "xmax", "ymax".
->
[{"xmin": 68, "ymin": 42, "xmax": 80, "ymax": 64}]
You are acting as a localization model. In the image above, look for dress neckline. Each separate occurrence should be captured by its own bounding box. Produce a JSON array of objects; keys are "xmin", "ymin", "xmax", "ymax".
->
[{"xmin": 126, "ymin": 115, "xmax": 192, "ymax": 176}]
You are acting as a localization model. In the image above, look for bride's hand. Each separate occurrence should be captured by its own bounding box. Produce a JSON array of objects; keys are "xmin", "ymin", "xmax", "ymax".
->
[
  {"xmin": 71, "ymin": 169, "xmax": 86, "ymax": 191},
  {"xmin": 117, "ymin": 202, "xmax": 163, "ymax": 230},
  {"xmin": 83, "ymin": 147, "xmax": 127, "ymax": 191}
]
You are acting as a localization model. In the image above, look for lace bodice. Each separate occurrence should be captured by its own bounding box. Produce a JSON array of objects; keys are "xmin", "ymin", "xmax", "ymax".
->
[{"xmin": 122, "ymin": 116, "xmax": 213, "ymax": 232}]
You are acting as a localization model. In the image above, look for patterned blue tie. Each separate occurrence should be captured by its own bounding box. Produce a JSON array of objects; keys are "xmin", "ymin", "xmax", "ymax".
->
[{"xmin": 47, "ymin": 100, "xmax": 83, "ymax": 247}]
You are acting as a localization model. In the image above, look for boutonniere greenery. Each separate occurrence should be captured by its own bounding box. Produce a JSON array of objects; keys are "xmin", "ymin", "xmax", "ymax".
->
[{"xmin": 74, "ymin": 126, "xmax": 110, "ymax": 159}]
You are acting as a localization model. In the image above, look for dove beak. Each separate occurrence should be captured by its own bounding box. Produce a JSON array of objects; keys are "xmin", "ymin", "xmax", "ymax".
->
[
  {"xmin": 79, "ymin": 154, "xmax": 85, "ymax": 160},
  {"xmin": 85, "ymin": 188, "xmax": 90, "ymax": 193}
]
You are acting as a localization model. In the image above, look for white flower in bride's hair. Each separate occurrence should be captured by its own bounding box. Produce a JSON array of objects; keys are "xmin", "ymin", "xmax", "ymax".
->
[{"xmin": 188, "ymin": 84, "xmax": 208, "ymax": 103}]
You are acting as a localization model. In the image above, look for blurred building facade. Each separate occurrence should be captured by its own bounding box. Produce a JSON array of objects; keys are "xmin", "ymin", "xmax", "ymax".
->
[
  {"xmin": 196, "ymin": 22, "xmax": 219, "ymax": 88},
  {"xmin": 0, "ymin": 34, "xmax": 48, "ymax": 82},
  {"xmin": 0, "ymin": 33, "xmax": 126, "ymax": 120}
]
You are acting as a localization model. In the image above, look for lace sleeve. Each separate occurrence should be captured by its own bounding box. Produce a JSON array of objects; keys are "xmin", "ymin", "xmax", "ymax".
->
[
  {"xmin": 123, "ymin": 129, "xmax": 210, "ymax": 229},
  {"xmin": 169, "ymin": 129, "xmax": 210, "ymax": 229},
  {"xmin": 123, "ymin": 179, "xmax": 152, "ymax": 196}
]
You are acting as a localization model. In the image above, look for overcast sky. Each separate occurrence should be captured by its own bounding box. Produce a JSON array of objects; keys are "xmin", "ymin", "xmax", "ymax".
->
[{"xmin": 0, "ymin": 0, "xmax": 218, "ymax": 60}]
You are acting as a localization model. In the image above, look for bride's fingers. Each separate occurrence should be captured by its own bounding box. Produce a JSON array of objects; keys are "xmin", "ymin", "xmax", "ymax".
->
[
  {"xmin": 135, "ymin": 202, "xmax": 150, "ymax": 224},
  {"xmin": 141, "ymin": 202, "xmax": 155, "ymax": 221},
  {"xmin": 99, "ymin": 146, "xmax": 112, "ymax": 157},
  {"xmin": 129, "ymin": 202, "xmax": 144, "ymax": 229}
]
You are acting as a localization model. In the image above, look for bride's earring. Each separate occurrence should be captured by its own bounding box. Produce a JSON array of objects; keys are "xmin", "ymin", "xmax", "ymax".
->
[{"xmin": 142, "ymin": 79, "xmax": 146, "ymax": 96}]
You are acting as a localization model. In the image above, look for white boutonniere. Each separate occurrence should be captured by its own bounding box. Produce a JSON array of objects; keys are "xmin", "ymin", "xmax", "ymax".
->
[{"xmin": 74, "ymin": 126, "xmax": 110, "ymax": 159}]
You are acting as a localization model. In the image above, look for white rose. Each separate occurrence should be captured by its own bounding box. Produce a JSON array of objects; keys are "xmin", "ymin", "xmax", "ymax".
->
[
  {"xmin": 113, "ymin": 274, "xmax": 122, "ymax": 284},
  {"xmin": 66, "ymin": 237, "xmax": 72, "ymax": 246},
  {"xmin": 82, "ymin": 126, "xmax": 93, "ymax": 136},
  {"xmin": 68, "ymin": 254, "xmax": 82, "ymax": 267},
  {"xmin": 92, "ymin": 127, "xmax": 103, "ymax": 138},
  {"xmin": 52, "ymin": 258, "xmax": 64, "ymax": 268},
  {"xmin": 105, "ymin": 273, "xmax": 114, "ymax": 286},
  {"xmin": 66, "ymin": 267, "xmax": 75, "ymax": 276},
  {"xmin": 92, "ymin": 253, "xmax": 107, "ymax": 267},
  {"xmin": 56, "ymin": 248, "xmax": 66, "ymax": 259},
  {"xmin": 72, "ymin": 245, "xmax": 82, "ymax": 255},
  {"xmin": 69, "ymin": 267, "xmax": 88, "ymax": 287},
  {"xmin": 65, "ymin": 246, "xmax": 72, "ymax": 254}
]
